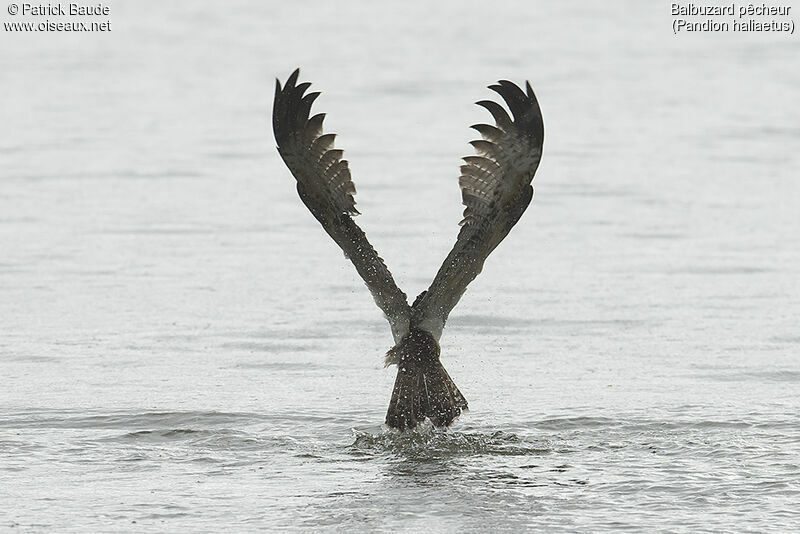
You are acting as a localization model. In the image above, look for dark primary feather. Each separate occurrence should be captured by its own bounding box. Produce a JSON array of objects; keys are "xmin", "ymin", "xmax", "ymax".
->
[
  {"xmin": 273, "ymin": 69, "xmax": 411, "ymax": 342},
  {"xmin": 273, "ymin": 70, "xmax": 357, "ymax": 217},
  {"xmin": 411, "ymin": 79, "xmax": 544, "ymax": 339}
]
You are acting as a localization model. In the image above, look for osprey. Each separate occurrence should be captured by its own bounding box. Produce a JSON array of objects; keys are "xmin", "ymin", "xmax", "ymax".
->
[{"xmin": 272, "ymin": 69, "xmax": 544, "ymax": 430}]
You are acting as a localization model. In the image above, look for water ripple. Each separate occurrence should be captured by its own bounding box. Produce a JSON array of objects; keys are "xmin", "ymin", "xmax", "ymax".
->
[{"xmin": 349, "ymin": 428, "xmax": 552, "ymax": 458}]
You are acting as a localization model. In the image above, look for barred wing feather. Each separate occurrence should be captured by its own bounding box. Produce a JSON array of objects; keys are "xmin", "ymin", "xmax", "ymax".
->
[
  {"xmin": 412, "ymin": 80, "xmax": 544, "ymax": 340},
  {"xmin": 273, "ymin": 69, "xmax": 411, "ymax": 342}
]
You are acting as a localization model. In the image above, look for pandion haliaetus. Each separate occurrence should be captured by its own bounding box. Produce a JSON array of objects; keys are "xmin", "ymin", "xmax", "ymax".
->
[{"xmin": 272, "ymin": 69, "xmax": 544, "ymax": 430}]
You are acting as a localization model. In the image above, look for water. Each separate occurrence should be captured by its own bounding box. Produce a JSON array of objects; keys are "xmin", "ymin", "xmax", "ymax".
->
[{"xmin": 2, "ymin": 1, "xmax": 799, "ymax": 531}]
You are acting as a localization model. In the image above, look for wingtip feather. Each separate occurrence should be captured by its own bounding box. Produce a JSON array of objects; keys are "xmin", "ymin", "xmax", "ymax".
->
[{"xmin": 286, "ymin": 68, "xmax": 300, "ymax": 90}]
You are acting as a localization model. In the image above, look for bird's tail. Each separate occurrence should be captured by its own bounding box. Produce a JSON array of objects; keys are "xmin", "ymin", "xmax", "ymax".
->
[{"xmin": 384, "ymin": 329, "xmax": 468, "ymax": 430}]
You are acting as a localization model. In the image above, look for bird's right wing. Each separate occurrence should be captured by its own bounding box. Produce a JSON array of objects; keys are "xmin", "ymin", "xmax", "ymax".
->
[
  {"xmin": 412, "ymin": 80, "xmax": 544, "ymax": 340},
  {"xmin": 273, "ymin": 69, "xmax": 411, "ymax": 342}
]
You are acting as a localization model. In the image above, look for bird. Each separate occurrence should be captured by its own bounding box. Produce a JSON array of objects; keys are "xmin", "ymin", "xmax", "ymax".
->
[{"xmin": 272, "ymin": 69, "xmax": 544, "ymax": 431}]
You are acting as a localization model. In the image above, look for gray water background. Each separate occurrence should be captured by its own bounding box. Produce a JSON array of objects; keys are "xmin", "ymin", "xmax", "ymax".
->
[{"xmin": 1, "ymin": 1, "xmax": 799, "ymax": 531}]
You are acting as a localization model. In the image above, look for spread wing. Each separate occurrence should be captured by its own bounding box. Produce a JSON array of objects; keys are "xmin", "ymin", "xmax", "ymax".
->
[
  {"xmin": 412, "ymin": 80, "xmax": 544, "ymax": 340},
  {"xmin": 273, "ymin": 68, "xmax": 411, "ymax": 342}
]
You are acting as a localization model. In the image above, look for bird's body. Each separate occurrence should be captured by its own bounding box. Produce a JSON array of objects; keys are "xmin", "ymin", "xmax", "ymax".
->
[{"xmin": 272, "ymin": 69, "xmax": 544, "ymax": 430}]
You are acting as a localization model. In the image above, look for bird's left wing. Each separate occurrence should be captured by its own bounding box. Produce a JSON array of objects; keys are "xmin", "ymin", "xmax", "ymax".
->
[{"xmin": 273, "ymin": 69, "xmax": 411, "ymax": 342}]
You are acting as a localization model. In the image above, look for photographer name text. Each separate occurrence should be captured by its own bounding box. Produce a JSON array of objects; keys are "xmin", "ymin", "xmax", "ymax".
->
[{"xmin": 12, "ymin": 3, "xmax": 108, "ymax": 16}]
